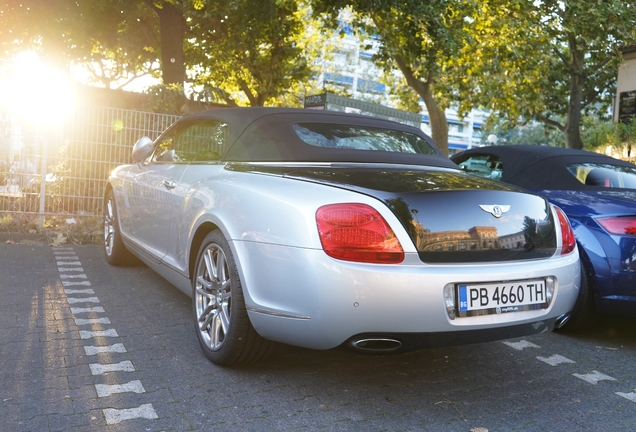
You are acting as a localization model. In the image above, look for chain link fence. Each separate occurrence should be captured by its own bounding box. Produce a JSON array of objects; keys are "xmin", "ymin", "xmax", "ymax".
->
[{"xmin": 0, "ymin": 106, "xmax": 179, "ymax": 218}]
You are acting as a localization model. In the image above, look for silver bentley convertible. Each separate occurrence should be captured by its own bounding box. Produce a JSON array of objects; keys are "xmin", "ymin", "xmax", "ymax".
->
[{"xmin": 104, "ymin": 107, "xmax": 580, "ymax": 365}]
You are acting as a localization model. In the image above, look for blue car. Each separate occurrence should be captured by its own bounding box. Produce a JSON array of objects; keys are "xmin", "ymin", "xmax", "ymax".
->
[{"xmin": 452, "ymin": 145, "xmax": 636, "ymax": 330}]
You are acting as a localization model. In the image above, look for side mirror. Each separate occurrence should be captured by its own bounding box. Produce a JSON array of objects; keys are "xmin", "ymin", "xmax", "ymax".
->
[{"xmin": 132, "ymin": 136, "xmax": 154, "ymax": 163}]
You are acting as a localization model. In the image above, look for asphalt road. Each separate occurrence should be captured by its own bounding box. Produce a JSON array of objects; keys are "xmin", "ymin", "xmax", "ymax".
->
[{"xmin": 1, "ymin": 241, "xmax": 635, "ymax": 432}]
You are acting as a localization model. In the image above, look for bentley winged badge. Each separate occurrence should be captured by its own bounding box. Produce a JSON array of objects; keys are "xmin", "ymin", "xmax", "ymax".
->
[{"xmin": 479, "ymin": 204, "xmax": 511, "ymax": 218}]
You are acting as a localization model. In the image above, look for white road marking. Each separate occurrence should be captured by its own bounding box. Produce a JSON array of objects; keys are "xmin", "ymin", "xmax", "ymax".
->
[
  {"xmin": 62, "ymin": 281, "xmax": 91, "ymax": 286},
  {"xmin": 573, "ymin": 370, "xmax": 617, "ymax": 385},
  {"xmin": 75, "ymin": 317, "xmax": 111, "ymax": 326},
  {"xmin": 616, "ymin": 390, "xmax": 636, "ymax": 403},
  {"xmin": 536, "ymin": 354, "xmax": 576, "ymax": 366},
  {"xmin": 95, "ymin": 380, "xmax": 145, "ymax": 397},
  {"xmin": 58, "ymin": 267, "xmax": 84, "ymax": 272},
  {"xmin": 60, "ymin": 274, "xmax": 87, "ymax": 279},
  {"xmin": 80, "ymin": 329, "xmax": 119, "ymax": 339},
  {"xmin": 103, "ymin": 404, "xmax": 158, "ymax": 425},
  {"xmin": 54, "ymin": 246, "xmax": 159, "ymax": 423},
  {"xmin": 71, "ymin": 306, "xmax": 105, "ymax": 314},
  {"xmin": 65, "ymin": 289, "xmax": 95, "ymax": 294},
  {"xmin": 67, "ymin": 297, "xmax": 100, "ymax": 304},
  {"xmin": 503, "ymin": 340, "xmax": 541, "ymax": 350},
  {"xmin": 84, "ymin": 343, "xmax": 127, "ymax": 355},
  {"xmin": 90, "ymin": 360, "xmax": 135, "ymax": 375}
]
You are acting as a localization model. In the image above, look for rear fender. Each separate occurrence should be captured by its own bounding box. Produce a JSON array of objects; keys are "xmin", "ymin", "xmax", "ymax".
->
[{"xmin": 570, "ymin": 219, "xmax": 611, "ymax": 300}]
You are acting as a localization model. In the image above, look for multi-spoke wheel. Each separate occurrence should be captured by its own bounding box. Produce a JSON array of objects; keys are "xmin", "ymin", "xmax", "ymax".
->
[
  {"xmin": 193, "ymin": 230, "xmax": 273, "ymax": 365},
  {"xmin": 104, "ymin": 189, "xmax": 133, "ymax": 266}
]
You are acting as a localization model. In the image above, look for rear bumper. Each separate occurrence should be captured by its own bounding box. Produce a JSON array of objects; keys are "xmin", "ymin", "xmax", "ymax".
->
[
  {"xmin": 342, "ymin": 318, "xmax": 556, "ymax": 354},
  {"xmin": 234, "ymin": 241, "xmax": 580, "ymax": 350}
]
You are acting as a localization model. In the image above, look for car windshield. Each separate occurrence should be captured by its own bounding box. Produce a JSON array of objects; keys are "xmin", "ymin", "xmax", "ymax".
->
[
  {"xmin": 567, "ymin": 163, "xmax": 636, "ymax": 189},
  {"xmin": 293, "ymin": 123, "xmax": 437, "ymax": 155}
]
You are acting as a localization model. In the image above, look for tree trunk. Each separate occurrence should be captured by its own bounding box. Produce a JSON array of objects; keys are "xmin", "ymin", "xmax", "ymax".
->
[
  {"xmin": 151, "ymin": 1, "xmax": 186, "ymax": 86},
  {"xmin": 395, "ymin": 57, "xmax": 449, "ymax": 155},
  {"xmin": 564, "ymin": 50, "xmax": 585, "ymax": 150},
  {"xmin": 563, "ymin": 75, "xmax": 583, "ymax": 149},
  {"xmin": 421, "ymin": 86, "xmax": 449, "ymax": 156}
]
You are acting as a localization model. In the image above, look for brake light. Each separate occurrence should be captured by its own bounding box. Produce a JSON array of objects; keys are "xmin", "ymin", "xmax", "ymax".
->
[
  {"xmin": 554, "ymin": 205, "xmax": 576, "ymax": 255},
  {"xmin": 596, "ymin": 216, "xmax": 636, "ymax": 236},
  {"xmin": 316, "ymin": 203, "xmax": 404, "ymax": 263}
]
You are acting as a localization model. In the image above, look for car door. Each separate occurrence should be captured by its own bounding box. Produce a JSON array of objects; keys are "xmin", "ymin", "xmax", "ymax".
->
[
  {"xmin": 158, "ymin": 119, "xmax": 230, "ymax": 273},
  {"xmin": 121, "ymin": 119, "xmax": 226, "ymax": 263}
]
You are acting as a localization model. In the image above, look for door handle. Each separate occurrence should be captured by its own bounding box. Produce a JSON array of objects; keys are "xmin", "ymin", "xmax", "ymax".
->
[{"xmin": 162, "ymin": 180, "xmax": 176, "ymax": 189}]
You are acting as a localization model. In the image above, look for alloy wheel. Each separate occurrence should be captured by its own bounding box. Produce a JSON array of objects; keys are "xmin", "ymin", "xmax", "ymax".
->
[
  {"xmin": 195, "ymin": 243, "xmax": 232, "ymax": 350},
  {"xmin": 104, "ymin": 198, "xmax": 115, "ymax": 256}
]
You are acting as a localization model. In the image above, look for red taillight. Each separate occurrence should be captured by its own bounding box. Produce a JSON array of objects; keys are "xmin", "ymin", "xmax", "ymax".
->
[
  {"xmin": 554, "ymin": 205, "xmax": 576, "ymax": 255},
  {"xmin": 597, "ymin": 216, "xmax": 636, "ymax": 236},
  {"xmin": 316, "ymin": 203, "xmax": 404, "ymax": 264}
]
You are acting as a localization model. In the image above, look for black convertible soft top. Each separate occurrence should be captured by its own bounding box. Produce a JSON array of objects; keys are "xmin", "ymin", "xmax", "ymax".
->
[
  {"xmin": 176, "ymin": 107, "xmax": 458, "ymax": 169},
  {"xmin": 452, "ymin": 145, "xmax": 636, "ymax": 190}
]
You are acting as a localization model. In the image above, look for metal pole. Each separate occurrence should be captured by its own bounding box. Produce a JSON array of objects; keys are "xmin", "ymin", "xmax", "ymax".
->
[{"xmin": 38, "ymin": 135, "xmax": 47, "ymax": 230}]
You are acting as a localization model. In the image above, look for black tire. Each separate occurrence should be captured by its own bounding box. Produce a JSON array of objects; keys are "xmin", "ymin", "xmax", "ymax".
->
[
  {"xmin": 192, "ymin": 230, "xmax": 274, "ymax": 365},
  {"xmin": 554, "ymin": 263, "xmax": 599, "ymax": 332},
  {"xmin": 103, "ymin": 189, "xmax": 134, "ymax": 266}
]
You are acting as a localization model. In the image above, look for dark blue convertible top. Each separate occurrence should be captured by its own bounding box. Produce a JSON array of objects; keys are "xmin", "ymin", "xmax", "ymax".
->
[{"xmin": 452, "ymin": 145, "xmax": 636, "ymax": 190}]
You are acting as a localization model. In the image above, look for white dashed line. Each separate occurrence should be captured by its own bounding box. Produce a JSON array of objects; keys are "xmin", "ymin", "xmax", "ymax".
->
[
  {"xmin": 54, "ymin": 246, "xmax": 157, "ymax": 424},
  {"xmin": 65, "ymin": 289, "xmax": 95, "ymax": 294},
  {"xmin": 90, "ymin": 361, "xmax": 135, "ymax": 375},
  {"xmin": 616, "ymin": 390, "xmax": 636, "ymax": 403},
  {"xmin": 573, "ymin": 370, "xmax": 617, "ymax": 385},
  {"xmin": 503, "ymin": 340, "xmax": 541, "ymax": 350},
  {"xmin": 70, "ymin": 306, "xmax": 105, "ymax": 314},
  {"xmin": 103, "ymin": 404, "xmax": 158, "ymax": 425},
  {"xmin": 58, "ymin": 267, "xmax": 84, "ymax": 272},
  {"xmin": 84, "ymin": 343, "xmax": 127, "ymax": 355},
  {"xmin": 60, "ymin": 274, "xmax": 88, "ymax": 279},
  {"xmin": 75, "ymin": 317, "xmax": 111, "ymax": 326},
  {"xmin": 80, "ymin": 329, "xmax": 119, "ymax": 339},
  {"xmin": 95, "ymin": 380, "xmax": 145, "ymax": 397},
  {"xmin": 536, "ymin": 354, "xmax": 576, "ymax": 366},
  {"xmin": 62, "ymin": 281, "xmax": 92, "ymax": 286},
  {"xmin": 67, "ymin": 297, "xmax": 100, "ymax": 304}
]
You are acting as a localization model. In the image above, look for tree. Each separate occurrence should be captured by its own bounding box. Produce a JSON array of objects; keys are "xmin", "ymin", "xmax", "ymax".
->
[
  {"xmin": 187, "ymin": 0, "xmax": 315, "ymax": 106},
  {"xmin": 457, "ymin": 0, "xmax": 636, "ymax": 149},
  {"xmin": 0, "ymin": 0, "xmax": 321, "ymax": 108},
  {"xmin": 0, "ymin": 0, "xmax": 164, "ymax": 89},
  {"xmin": 311, "ymin": 0, "xmax": 478, "ymax": 155}
]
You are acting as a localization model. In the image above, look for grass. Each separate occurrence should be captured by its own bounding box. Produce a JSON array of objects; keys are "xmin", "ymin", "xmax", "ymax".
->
[{"xmin": 0, "ymin": 213, "xmax": 103, "ymax": 245}]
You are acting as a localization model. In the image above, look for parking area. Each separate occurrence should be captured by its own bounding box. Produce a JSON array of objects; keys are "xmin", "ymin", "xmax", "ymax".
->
[{"xmin": 1, "ymin": 241, "xmax": 636, "ymax": 431}]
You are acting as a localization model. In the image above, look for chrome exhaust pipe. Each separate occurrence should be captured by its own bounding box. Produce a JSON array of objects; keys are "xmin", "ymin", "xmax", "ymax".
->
[
  {"xmin": 554, "ymin": 313, "xmax": 571, "ymax": 329},
  {"xmin": 349, "ymin": 338, "xmax": 402, "ymax": 353}
]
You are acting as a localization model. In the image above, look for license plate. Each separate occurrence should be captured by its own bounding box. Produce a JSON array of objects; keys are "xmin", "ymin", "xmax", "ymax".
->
[{"xmin": 457, "ymin": 279, "xmax": 548, "ymax": 317}]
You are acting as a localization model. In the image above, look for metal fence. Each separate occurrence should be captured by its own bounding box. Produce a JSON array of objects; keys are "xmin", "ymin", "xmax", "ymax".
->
[{"xmin": 0, "ymin": 106, "xmax": 180, "ymax": 218}]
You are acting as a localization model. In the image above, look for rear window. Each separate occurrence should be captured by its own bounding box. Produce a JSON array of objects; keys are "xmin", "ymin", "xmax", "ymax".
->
[
  {"xmin": 567, "ymin": 163, "xmax": 636, "ymax": 189},
  {"xmin": 455, "ymin": 154, "xmax": 503, "ymax": 181},
  {"xmin": 293, "ymin": 123, "xmax": 437, "ymax": 155}
]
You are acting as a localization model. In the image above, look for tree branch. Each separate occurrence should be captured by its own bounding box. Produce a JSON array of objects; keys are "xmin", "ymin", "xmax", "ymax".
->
[{"xmin": 535, "ymin": 114, "xmax": 565, "ymax": 131}]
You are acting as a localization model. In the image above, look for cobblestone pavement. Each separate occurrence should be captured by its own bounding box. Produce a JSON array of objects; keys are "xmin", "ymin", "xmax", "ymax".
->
[{"xmin": 1, "ymin": 242, "xmax": 635, "ymax": 431}]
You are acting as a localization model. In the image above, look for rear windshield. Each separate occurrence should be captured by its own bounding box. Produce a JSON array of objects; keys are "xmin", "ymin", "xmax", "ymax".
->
[
  {"xmin": 567, "ymin": 163, "xmax": 636, "ymax": 189},
  {"xmin": 293, "ymin": 123, "xmax": 437, "ymax": 155}
]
